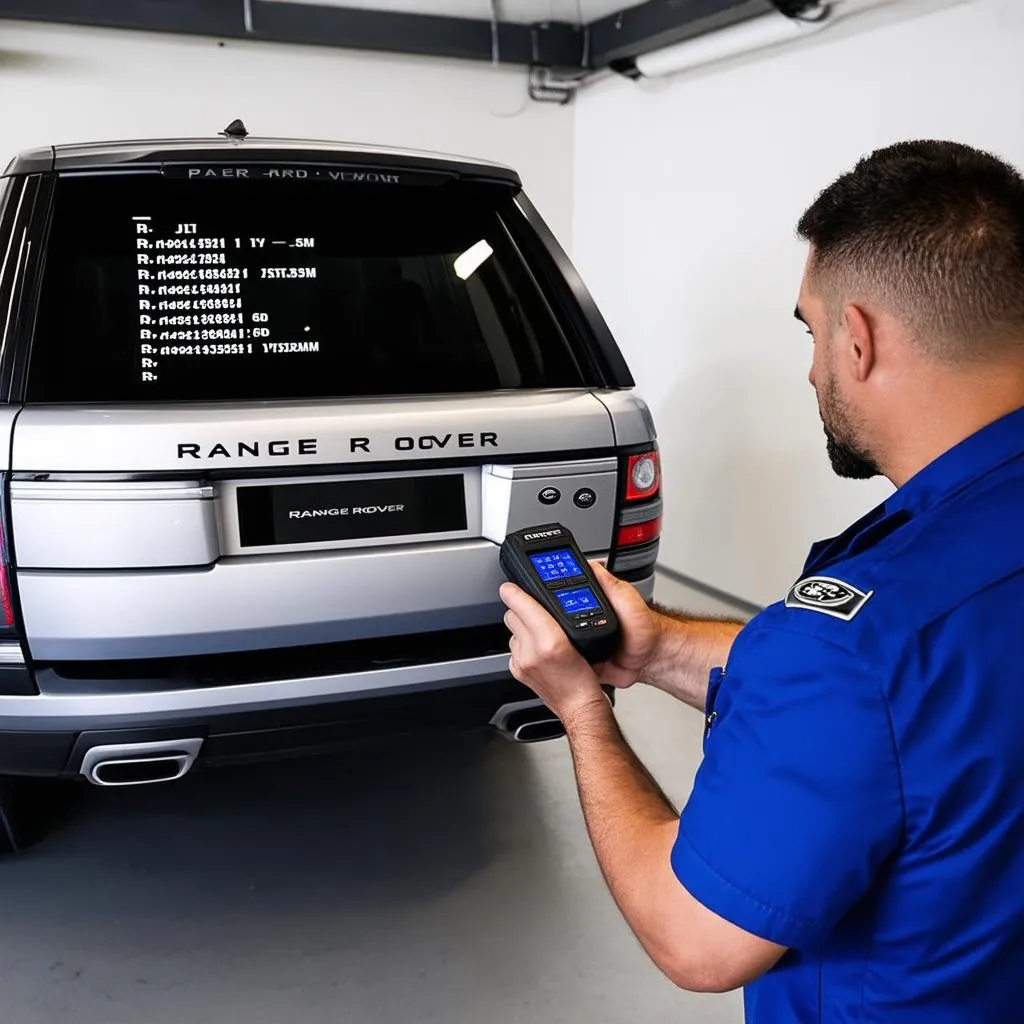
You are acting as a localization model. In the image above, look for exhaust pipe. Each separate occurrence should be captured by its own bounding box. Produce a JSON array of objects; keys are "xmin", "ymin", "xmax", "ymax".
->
[
  {"xmin": 490, "ymin": 700, "xmax": 566, "ymax": 743},
  {"xmin": 79, "ymin": 739, "xmax": 203, "ymax": 787}
]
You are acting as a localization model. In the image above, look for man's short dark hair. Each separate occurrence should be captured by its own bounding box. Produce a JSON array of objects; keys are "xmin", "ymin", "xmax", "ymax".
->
[{"xmin": 797, "ymin": 140, "xmax": 1024, "ymax": 362}]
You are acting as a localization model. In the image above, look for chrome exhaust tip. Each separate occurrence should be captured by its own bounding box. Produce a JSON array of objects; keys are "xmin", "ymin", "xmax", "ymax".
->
[
  {"xmin": 490, "ymin": 700, "xmax": 566, "ymax": 743},
  {"xmin": 79, "ymin": 739, "xmax": 203, "ymax": 787},
  {"xmin": 510, "ymin": 719, "xmax": 567, "ymax": 743}
]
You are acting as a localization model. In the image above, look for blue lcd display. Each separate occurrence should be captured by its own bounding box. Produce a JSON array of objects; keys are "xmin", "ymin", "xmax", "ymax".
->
[
  {"xmin": 555, "ymin": 586, "xmax": 601, "ymax": 614},
  {"xmin": 530, "ymin": 548, "xmax": 584, "ymax": 583}
]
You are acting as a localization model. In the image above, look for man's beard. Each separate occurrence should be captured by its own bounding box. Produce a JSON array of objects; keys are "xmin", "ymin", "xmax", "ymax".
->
[{"xmin": 819, "ymin": 377, "xmax": 881, "ymax": 480}]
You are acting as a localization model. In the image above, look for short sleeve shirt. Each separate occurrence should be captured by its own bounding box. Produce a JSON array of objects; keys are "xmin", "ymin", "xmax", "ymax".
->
[{"xmin": 671, "ymin": 406, "xmax": 1024, "ymax": 1023}]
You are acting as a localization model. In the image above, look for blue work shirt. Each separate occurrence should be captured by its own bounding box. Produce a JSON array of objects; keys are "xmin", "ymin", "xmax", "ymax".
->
[{"xmin": 672, "ymin": 406, "xmax": 1024, "ymax": 1023}]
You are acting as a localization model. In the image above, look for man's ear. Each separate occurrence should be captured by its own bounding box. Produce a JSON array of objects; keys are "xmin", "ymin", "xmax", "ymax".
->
[{"xmin": 841, "ymin": 303, "xmax": 876, "ymax": 382}]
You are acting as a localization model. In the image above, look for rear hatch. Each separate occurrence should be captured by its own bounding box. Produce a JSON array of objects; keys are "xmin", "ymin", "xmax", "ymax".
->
[{"xmin": 9, "ymin": 156, "xmax": 630, "ymax": 664}]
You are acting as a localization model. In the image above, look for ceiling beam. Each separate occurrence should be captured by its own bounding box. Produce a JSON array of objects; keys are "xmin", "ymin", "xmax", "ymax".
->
[
  {"xmin": 587, "ymin": 0, "xmax": 777, "ymax": 70},
  {"xmin": 0, "ymin": 0, "xmax": 588, "ymax": 69}
]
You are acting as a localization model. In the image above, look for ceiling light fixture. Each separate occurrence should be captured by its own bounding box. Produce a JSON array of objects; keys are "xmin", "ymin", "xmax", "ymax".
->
[
  {"xmin": 634, "ymin": 3, "xmax": 832, "ymax": 78},
  {"xmin": 632, "ymin": 0, "xmax": 978, "ymax": 79}
]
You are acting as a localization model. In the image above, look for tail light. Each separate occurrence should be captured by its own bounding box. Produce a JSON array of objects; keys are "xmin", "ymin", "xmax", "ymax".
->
[
  {"xmin": 609, "ymin": 445, "xmax": 662, "ymax": 580},
  {"xmin": 617, "ymin": 515, "xmax": 662, "ymax": 549},
  {"xmin": 625, "ymin": 451, "xmax": 661, "ymax": 503},
  {"xmin": 0, "ymin": 477, "xmax": 13, "ymax": 628},
  {"xmin": 0, "ymin": 565, "xmax": 13, "ymax": 628},
  {"xmin": 0, "ymin": 472, "xmax": 31, "ymax": 695}
]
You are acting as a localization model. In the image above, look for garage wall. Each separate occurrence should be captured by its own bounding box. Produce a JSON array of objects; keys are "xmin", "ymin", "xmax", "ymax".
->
[
  {"xmin": 572, "ymin": 0, "xmax": 1024, "ymax": 607},
  {"xmin": 0, "ymin": 20, "xmax": 575, "ymax": 240}
]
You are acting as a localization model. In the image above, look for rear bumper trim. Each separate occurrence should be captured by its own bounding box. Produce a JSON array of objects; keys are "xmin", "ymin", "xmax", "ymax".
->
[{"xmin": 0, "ymin": 652, "xmax": 512, "ymax": 725}]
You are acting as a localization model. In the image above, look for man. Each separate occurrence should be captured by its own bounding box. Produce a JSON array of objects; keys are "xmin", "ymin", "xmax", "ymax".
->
[{"xmin": 499, "ymin": 140, "xmax": 1024, "ymax": 1022}]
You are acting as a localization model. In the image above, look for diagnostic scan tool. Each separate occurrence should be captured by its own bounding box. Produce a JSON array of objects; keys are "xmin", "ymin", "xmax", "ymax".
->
[{"xmin": 500, "ymin": 524, "xmax": 621, "ymax": 663}]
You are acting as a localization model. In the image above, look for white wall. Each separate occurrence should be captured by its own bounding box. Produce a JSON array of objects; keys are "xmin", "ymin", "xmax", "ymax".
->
[
  {"xmin": 572, "ymin": 0, "xmax": 1024, "ymax": 607},
  {"xmin": 0, "ymin": 20, "xmax": 575, "ymax": 241}
]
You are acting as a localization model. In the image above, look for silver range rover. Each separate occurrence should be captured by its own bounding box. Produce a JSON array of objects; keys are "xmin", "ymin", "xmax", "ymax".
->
[{"xmin": 0, "ymin": 133, "xmax": 661, "ymax": 842}]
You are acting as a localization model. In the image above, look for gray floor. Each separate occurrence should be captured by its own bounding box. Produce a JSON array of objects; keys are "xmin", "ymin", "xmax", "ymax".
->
[{"xmin": 0, "ymin": 574, "xmax": 748, "ymax": 1024}]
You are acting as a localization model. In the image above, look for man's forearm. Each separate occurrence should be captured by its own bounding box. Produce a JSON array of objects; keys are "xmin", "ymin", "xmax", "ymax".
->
[
  {"xmin": 562, "ymin": 698, "xmax": 684, "ymax": 968},
  {"xmin": 561, "ymin": 696, "xmax": 787, "ymax": 992},
  {"xmin": 641, "ymin": 608, "xmax": 744, "ymax": 711}
]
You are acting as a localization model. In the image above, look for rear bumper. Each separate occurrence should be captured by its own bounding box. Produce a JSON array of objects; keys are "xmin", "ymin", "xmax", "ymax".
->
[
  {"xmin": 4, "ymin": 649, "xmax": 516, "ymax": 729},
  {"xmin": 0, "ymin": 572, "xmax": 653, "ymax": 778},
  {"xmin": 0, "ymin": 669, "xmax": 535, "ymax": 778}
]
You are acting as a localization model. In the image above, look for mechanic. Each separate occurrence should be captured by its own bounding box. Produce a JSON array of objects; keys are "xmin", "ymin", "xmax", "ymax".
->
[{"xmin": 499, "ymin": 140, "xmax": 1024, "ymax": 1022}]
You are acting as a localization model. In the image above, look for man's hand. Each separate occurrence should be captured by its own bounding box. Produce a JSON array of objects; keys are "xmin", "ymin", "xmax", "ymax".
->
[
  {"xmin": 499, "ymin": 582, "xmax": 607, "ymax": 725},
  {"xmin": 590, "ymin": 561, "xmax": 663, "ymax": 689}
]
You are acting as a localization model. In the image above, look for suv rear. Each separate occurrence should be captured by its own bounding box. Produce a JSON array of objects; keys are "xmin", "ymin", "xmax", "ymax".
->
[{"xmin": 0, "ymin": 133, "xmax": 661, "ymax": 822}]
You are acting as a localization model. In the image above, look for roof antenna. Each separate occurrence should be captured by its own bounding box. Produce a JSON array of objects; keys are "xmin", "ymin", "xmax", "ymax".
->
[{"xmin": 220, "ymin": 119, "xmax": 248, "ymax": 140}]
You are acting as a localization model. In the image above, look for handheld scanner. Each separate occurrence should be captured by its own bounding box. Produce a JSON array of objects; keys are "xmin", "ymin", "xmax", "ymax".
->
[{"xmin": 499, "ymin": 523, "xmax": 621, "ymax": 664}]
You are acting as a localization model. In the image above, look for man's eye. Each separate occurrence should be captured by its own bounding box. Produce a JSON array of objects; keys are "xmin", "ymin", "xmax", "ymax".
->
[{"xmin": 805, "ymin": 329, "xmax": 815, "ymax": 341}]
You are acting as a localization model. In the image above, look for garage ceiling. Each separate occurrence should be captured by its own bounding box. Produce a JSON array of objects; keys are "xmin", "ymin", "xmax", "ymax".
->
[{"xmin": 0, "ymin": 0, "xmax": 780, "ymax": 74}]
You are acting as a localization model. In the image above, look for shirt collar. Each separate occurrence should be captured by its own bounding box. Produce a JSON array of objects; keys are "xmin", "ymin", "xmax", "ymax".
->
[
  {"xmin": 801, "ymin": 405, "xmax": 1024, "ymax": 578},
  {"xmin": 886, "ymin": 404, "xmax": 1024, "ymax": 518}
]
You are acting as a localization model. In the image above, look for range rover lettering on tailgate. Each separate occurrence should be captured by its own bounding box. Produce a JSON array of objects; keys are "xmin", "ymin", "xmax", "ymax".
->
[{"xmin": 0, "ymin": 129, "xmax": 662, "ymax": 851}]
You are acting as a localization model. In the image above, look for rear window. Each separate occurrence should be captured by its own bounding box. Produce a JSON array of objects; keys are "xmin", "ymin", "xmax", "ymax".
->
[{"xmin": 27, "ymin": 171, "xmax": 586, "ymax": 403}]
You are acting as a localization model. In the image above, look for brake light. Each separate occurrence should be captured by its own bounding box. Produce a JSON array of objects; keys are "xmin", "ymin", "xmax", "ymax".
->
[
  {"xmin": 625, "ymin": 451, "xmax": 660, "ymax": 502},
  {"xmin": 0, "ymin": 477, "xmax": 13, "ymax": 627},
  {"xmin": 0, "ymin": 565, "xmax": 12, "ymax": 628},
  {"xmin": 616, "ymin": 516, "xmax": 662, "ymax": 549}
]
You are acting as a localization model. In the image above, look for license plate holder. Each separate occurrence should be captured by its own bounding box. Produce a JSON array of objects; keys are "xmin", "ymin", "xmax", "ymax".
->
[{"xmin": 237, "ymin": 474, "xmax": 467, "ymax": 547}]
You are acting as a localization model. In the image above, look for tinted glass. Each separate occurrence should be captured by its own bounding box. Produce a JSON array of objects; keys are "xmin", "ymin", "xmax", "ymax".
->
[
  {"xmin": 0, "ymin": 176, "xmax": 22, "ymax": 363},
  {"xmin": 28, "ymin": 172, "xmax": 585, "ymax": 403}
]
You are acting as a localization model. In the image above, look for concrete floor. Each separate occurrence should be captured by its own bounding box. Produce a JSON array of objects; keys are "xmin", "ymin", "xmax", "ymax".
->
[{"xmin": 0, "ymin": 574, "xmax": 749, "ymax": 1024}]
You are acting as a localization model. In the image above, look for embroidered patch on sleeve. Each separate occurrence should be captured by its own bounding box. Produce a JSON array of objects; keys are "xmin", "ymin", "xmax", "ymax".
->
[{"xmin": 784, "ymin": 575, "xmax": 873, "ymax": 621}]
